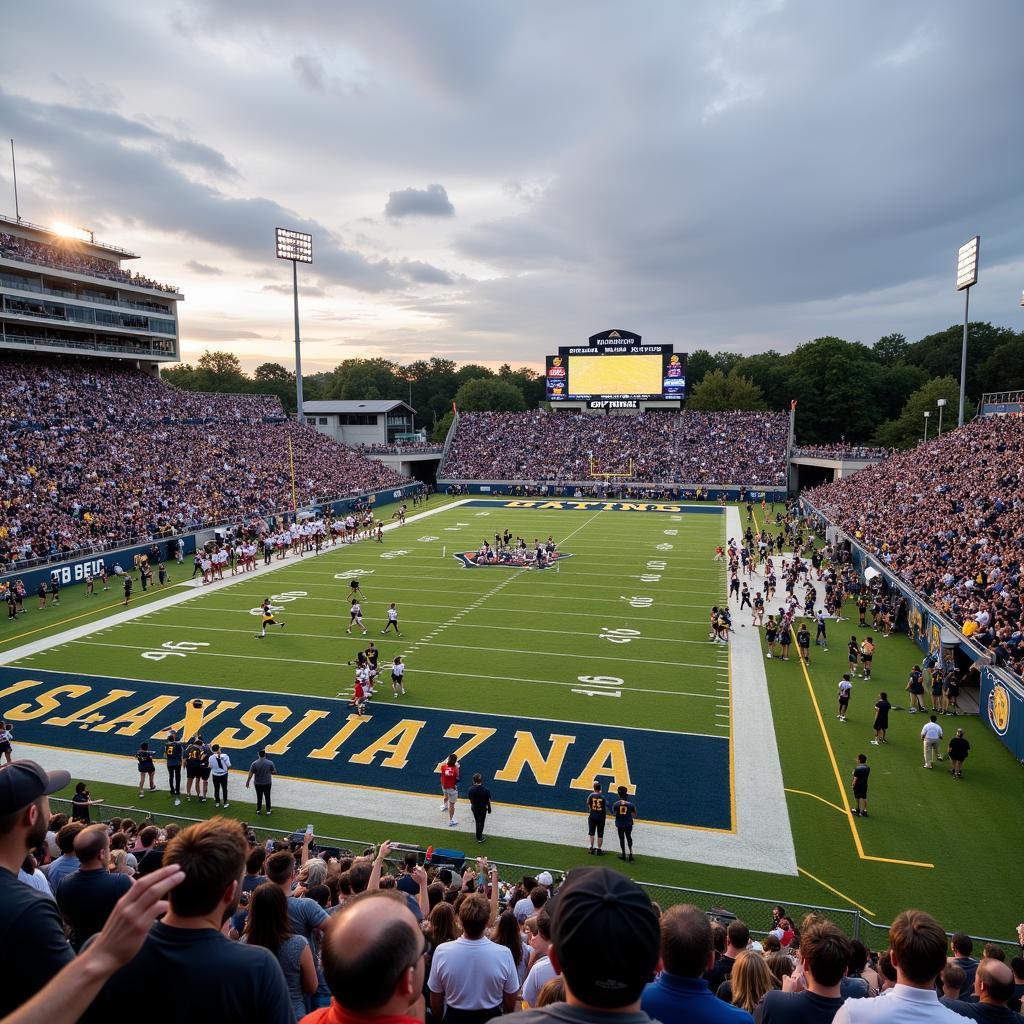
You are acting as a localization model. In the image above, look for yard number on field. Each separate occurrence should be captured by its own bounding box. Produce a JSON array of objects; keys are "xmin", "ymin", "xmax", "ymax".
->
[
  {"xmin": 572, "ymin": 675, "xmax": 623, "ymax": 699},
  {"xmin": 600, "ymin": 627, "xmax": 640, "ymax": 644},
  {"xmin": 141, "ymin": 640, "xmax": 211, "ymax": 662}
]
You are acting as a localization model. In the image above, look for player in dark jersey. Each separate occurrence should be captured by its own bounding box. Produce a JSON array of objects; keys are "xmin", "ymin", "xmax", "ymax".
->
[
  {"xmin": 184, "ymin": 736, "xmax": 204, "ymax": 801},
  {"xmin": 851, "ymin": 754, "xmax": 870, "ymax": 817},
  {"xmin": 586, "ymin": 781, "xmax": 607, "ymax": 855},
  {"xmin": 164, "ymin": 729, "xmax": 183, "ymax": 805},
  {"xmin": 611, "ymin": 785, "xmax": 637, "ymax": 861},
  {"xmin": 135, "ymin": 742, "xmax": 157, "ymax": 798}
]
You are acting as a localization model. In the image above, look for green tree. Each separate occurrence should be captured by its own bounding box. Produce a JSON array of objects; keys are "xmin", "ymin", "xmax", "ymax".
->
[
  {"xmin": 976, "ymin": 337, "xmax": 1024, "ymax": 394},
  {"xmin": 904, "ymin": 323, "xmax": 1015, "ymax": 397},
  {"xmin": 685, "ymin": 349, "xmax": 716, "ymax": 387},
  {"xmin": 872, "ymin": 376, "xmax": 974, "ymax": 448},
  {"xmin": 453, "ymin": 377, "xmax": 526, "ymax": 412},
  {"xmin": 326, "ymin": 358, "xmax": 403, "ymax": 402},
  {"xmin": 686, "ymin": 369, "xmax": 767, "ymax": 411},
  {"xmin": 252, "ymin": 362, "xmax": 296, "ymax": 413},
  {"xmin": 431, "ymin": 410, "xmax": 455, "ymax": 443},
  {"xmin": 194, "ymin": 350, "xmax": 248, "ymax": 392},
  {"xmin": 872, "ymin": 333, "xmax": 908, "ymax": 365},
  {"xmin": 731, "ymin": 351, "xmax": 790, "ymax": 410},
  {"xmin": 455, "ymin": 364, "xmax": 495, "ymax": 388}
]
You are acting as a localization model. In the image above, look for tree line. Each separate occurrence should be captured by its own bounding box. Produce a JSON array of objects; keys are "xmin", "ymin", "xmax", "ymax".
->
[{"xmin": 164, "ymin": 320, "xmax": 1023, "ymax": 447}]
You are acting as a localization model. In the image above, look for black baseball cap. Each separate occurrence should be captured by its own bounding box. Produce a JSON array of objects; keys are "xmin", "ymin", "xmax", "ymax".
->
[
  {"xmin": 0, "ymin": 760, "xmax": 70, "ymax": 815},
  {"xmin": 550, "ymin": 866, "xmax": 660, "ymax": 1008}
]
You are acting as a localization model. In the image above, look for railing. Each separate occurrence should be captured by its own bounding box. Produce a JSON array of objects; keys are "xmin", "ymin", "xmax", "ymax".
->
[
  {"xmin": 0, "ymin": 213, "xmax": 139, "ymax": 257},
  {"xmin": 0, "ymin": 331, "xmax": 171, "ymax": 358},
  {"xmin": 0, "ymin": 273, "xmax": 175, "ymax": 313},
  {"xmin": 791, "ymin": 446, "xmax": 891, "ymax": 461},
  {"xmin": 47, "ymin": 799, "xmax": 1021, "ymax": 951}
]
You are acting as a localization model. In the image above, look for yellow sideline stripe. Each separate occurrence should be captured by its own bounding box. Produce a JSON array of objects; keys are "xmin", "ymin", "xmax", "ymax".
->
[
  {"xmin": 784, "ymin": 787, "xmax": 848, "ymax": 816},
  {"xmin": 797, "ymin": 866, "xmax": 876, "ymax": 917}
]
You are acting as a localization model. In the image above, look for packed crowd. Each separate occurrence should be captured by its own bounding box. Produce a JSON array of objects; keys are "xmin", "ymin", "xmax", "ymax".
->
[
  {"xmin": 355, "ymin": 443, "xmax": 445, "ymax": 455},
  {"xmin": 3, "ymin": 760, "xmax": 1023, "ymax": 1024},
  {"xmin": 0, "ymin": 354, "xmax": 410, "ymax": 567},
  {"xmin": 792, "ymin": 445, "xmax": 892, "ymax": 461},
  {"xmin": 442, "ymin": 410, "xmax": 789, "ymax": 485},
  {"xmin": 0, "ymin": 232, "xmax": 178, "ymax": 293},
  {"xmin": 806, "ymin": 415, "xmax": 1024, "ymax": 679}
]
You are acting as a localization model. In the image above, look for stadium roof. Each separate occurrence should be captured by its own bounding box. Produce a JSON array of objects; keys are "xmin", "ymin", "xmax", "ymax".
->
[{"xmin": 302, "ymin": 400, "xmax": 413, "ymax": 414}]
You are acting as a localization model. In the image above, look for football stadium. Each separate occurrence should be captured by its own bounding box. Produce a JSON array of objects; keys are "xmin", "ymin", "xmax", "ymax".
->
[{"xmin": 4, "ymin": 8, "xmax": 1024, "ymax": 1023}]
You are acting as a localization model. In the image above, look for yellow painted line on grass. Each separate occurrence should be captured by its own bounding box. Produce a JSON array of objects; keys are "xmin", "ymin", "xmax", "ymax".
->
[
  {"xmin": 784, "ymin": 787, "xmax": 848, "ymax": 816},
  {"xmin": 797, "ymin": 866, "xmax": 876, "ymax": 917}
]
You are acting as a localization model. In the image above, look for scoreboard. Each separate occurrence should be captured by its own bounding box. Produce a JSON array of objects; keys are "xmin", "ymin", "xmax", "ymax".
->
[{"xmin": 546, "ymin": 329, "xmax": 686, "ymax": 408}]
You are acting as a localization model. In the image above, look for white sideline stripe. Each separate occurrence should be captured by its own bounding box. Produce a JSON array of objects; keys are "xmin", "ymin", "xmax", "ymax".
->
[
  {"xmin": 712, "ymin": 505, "xmax": 797, "ymax": 874},
  {"xmin": 0, "ymin": 500, "xmax": 470, "ymax": 668}
]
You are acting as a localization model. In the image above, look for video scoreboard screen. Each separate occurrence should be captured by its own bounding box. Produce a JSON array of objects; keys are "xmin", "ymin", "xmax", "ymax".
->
[{"xmin": 545, "ymin": 329, "xmax": 686, "ymax": 408}]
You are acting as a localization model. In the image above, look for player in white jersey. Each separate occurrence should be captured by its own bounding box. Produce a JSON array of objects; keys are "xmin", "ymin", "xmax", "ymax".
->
[
  {"xmin": 381, "ymin": 602, "xmax": 401, "ymax": 635},
  {"xmin": 837, "ymin": 674, "xmax": 853, "ymax": 722},
  {"xmin": 391, "ymin": 656, "xmax": 406, "ymax": 697},
  {"xmin": 346, "ymin": 598, "xmax": 367, "ymax": 635}
]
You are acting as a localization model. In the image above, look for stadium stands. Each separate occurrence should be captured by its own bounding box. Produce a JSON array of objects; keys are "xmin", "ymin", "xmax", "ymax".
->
[
  {"xmin": 0, "ymin": 353, "xmax": 410, "ymax": 568},
  {"xmin": 442, "ymin": 410, "xmax": 789, "ymax": 485},
  {"xmin": 805, "ymin": 414, "xmax": 1024, "ymax": 679},
  {"xmin": 0, "ymin": 231, "xmax": 178, "ymax": 293},
  {"xmin": 791, "ymin": 445, "xmax": 892, "ymax": 460}
]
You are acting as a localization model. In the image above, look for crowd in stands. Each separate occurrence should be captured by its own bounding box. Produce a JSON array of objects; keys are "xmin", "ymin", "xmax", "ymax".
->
[
  {"xmin": 3, "ymin": 760, "xmax": 1023, "ymax": 1024},
  {"xmin": 0, "ymin": 232, "xmax": 177, "ymax": 293},
  {"xmin": 0, "ymin": 354, "xmax": 410, "ymax": 567},
  {"xmin": 442, "ymin": 410, "xmax": 789, "ymax": 486},
  {"xmin": 806, "ymin": 414, "xmax": 1024, "ymax": 680},
  {"xmin": 792, "ymin": 445, "xmax": 892, "ymax": 461},
  {"xmin": 355, "ymin": 442, "xmax": 445, "ymax": 455}
]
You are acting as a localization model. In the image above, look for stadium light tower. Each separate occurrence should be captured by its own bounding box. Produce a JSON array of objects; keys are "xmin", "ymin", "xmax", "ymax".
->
[
  {"xmin": 936, "ymin": 397, "xmax": 947, "ymax": 435},
  {"xmin": 275, "ymin": 227, "xmax": 313, "ymax": 422},
  {"xmin": 955, "ymin": 235, "xmax": 980, "ymax": 428},
  {"xmin": 923, "ymin": 409, "xmax": 930, "ymax": 442}
]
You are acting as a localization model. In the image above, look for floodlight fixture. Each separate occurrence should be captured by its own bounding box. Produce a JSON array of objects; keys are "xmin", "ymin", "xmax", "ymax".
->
[
  {"xmin": 936, "ymin": 397, "xmax": 947, "ymax": 435},
  {"xmin": 275, "ymin": 227, "xmax": 314, "ymax": 421},
  {"xmin": 954, "ymin": 235, "xmax": 980, "ymax": 428}
]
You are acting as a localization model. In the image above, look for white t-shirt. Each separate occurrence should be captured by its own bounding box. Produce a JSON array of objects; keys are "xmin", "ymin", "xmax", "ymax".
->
[
  {"xmin": 522, "ymin": 954, "xmax": 557, "ymax": 1007},
  {"xmin": 920, "ymin": 722, "xmax": 943, "ymax": 743},
  {"xmin": 210, "ymin": 752, "xmax": 232, "ymax": 776},
  {"xmin": 427, "ymin": 937, "xmax": 519, "ymax": 1010}
]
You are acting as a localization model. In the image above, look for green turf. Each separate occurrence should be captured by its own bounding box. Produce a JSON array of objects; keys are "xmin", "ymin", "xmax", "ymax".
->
[{"xmin": 11, "ymin": 499, "xmax": 1023, "ymax": 940}]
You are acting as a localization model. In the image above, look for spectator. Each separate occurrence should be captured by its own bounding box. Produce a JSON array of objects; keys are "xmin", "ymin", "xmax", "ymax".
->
[
  {"xmin": 0, "ymin": 760, "xmax": 73, "ymax": 1016},
  {"xmin": 753, "ymin": 920, "xmax": 851, "ymax": 1024},
  {"xmin": 427, "ymin": 892, "xmax": 520, "ymax": 1023},
  {"xmin": 730, "ymin": 951, "xmax": 782, "ymax": 1014},
  {"xmin": 945, "ymin": 959, "xmax": 1022, "ymax": 1024},
  {"xmin": 1010, "ymin": 959, "xmax": 1024, "ymax": 1013},
  {"xmin": 132, "ymin": 824, "xmax": 165, "ymax": 877},
  {"xmin": 834, "ymin": 910, "xmax": 979, "ymax": 1024},
  {"xmin": 950, "ymin": 934, "xmax": 982, "ymax": 999},
  {"xmin": 82, "ymin": 816, "xmax": 291, "ymax": 1022},
  {"xmin": 941, "ymin": 964, "xmax": 968, "ymax": 1003},
  {"xmin": 707, "ymin": 920, "xmax": 753, "ymax": 993},
  {"xmin": 522, "ymin": 910, "xmax": 558, "ymax": 1007},
  {"xmin": 513, "ymin": 866, "xmax": 662, "ymax": 1024},
  {"xmin": 262, "ymin": 846, "xmax": 329, "ymax": 945},
  {"xmin": 642, "ymin": 903, "xmax": 755, "ymax": 1024},
  {"xmin": 302, "ymin": 890, "xmax": 426, "ymax": 1024},
  {"xmin": 243, "ymin": 882, "xmax": 318, "ymax": 1022},
  {"xmin": 515, "ymin": 884, "xmax": 550, "ymax": 924},
  {"xmin": 491, "ymin": 909, "xmax": 531, "ymax": 989},
  {"xmin": 44, "ymin": 819, "xmax": 85, "ymax": 893},
  {"xmin": 55, "ymin": 824, "xmax": 132, "ymax": 950}
]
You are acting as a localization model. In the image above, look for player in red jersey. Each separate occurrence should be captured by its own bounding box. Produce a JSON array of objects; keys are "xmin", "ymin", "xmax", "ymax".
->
[{"xmin": 440, "ymin": 753, "xmax": 460, "ymax": 828}]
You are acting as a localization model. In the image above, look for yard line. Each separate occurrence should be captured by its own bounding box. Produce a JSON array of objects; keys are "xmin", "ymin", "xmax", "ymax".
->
[
  {"xmin": 177, "ymin": 604, "xmax": 711, "ymax": 627},
  {"xmin": 57, "ymin": 641, "xmax": 723, "ymax": 703},
  {"xmin": 117, "ymin": 618, "xmax": 722, "ymax": 647}
]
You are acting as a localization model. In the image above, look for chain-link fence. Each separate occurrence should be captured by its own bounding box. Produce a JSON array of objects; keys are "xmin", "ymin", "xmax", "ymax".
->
[{"xmin": 49, "ymin": 799, "xmax": 1020, "ymax": 951}]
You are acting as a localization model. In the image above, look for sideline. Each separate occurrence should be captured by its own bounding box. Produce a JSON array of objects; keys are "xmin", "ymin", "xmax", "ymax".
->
[{"xmin": 797, "ymin": 866, "xmax": 876, "ymax": 917}]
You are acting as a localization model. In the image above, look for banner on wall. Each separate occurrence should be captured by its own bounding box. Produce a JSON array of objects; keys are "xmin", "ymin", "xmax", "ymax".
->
[{"xmin": 980, "ymin": 669, "xmax": 1024, "ymax": 761}]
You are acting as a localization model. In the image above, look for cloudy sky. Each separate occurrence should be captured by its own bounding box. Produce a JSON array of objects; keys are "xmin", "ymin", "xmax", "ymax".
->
[{"xmin": 2, "ymin": 1, "xmax": 1022, "ymax": 371}]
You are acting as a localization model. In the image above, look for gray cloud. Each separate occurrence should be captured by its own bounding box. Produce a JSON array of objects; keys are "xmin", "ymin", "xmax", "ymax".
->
[
  {"xmin": 396, "ymin": 259, "xmax": 456, "ymax": 285},
  {"xmin": 385, "ymin": 184, "xmax": 455, "ymax": 219},
  {"xmin": 184, "ymin": 260, "xmax": 224, "ymax": 275}
]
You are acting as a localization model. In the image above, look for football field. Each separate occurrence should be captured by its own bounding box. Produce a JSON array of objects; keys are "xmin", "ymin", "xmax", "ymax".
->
[{"xmin": 2, "ymin": 497, "xmax": 1022, "ymax": 939}]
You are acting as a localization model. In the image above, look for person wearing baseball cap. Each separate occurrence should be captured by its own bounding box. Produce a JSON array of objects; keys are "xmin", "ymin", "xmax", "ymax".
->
[
  {"xmin": 0, "ymin": 759, "xmax": 73, "ymax": 1017},
  {"xmin": 509, "ymin": 866, "xmax": 661, "ymax": 1024}
]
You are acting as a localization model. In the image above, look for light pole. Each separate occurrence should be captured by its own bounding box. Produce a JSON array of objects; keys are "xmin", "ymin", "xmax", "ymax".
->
[
  {"xmin": 936, "ymin": 397, "xmax": 947, "ymax": 435},
  {"xmin": 275, "ymin": 228, "xmax": 313, "ymax": 422},
  {"xmin": 955, "ymin": 236, "xmax": 980, "ymax": 427},
  {"xmin": 923, "ymin": 410, "xmax": 931, "ymax": 442}
]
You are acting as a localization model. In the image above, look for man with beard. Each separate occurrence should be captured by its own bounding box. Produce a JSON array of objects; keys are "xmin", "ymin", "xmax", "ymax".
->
[
  {"xmin": 83, "ymin": 817, "xmax": 291, "ymax": 1024},
  {"xmin": 0, "ymin": 759, "xmax": 73, "ymax": 1017}
]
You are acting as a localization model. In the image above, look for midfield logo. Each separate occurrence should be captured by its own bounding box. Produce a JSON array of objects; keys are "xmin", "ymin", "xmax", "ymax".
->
[{"xmin": 453, "ymin": 551, "xmax": 575, "ymax": 569}]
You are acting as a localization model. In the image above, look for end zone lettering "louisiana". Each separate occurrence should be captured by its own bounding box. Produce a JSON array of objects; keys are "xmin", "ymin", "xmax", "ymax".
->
[{"xmin": 0, "ymin": 669, "xmax": 731, "ymax": 831}]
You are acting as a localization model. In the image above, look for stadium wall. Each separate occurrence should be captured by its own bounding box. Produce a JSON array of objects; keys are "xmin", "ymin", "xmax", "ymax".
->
[
  {"xmin": 801, "ymin": 497, "xmax": 1024, "ymax": 763},
  {"xmin": 0, "ymin": 483, "xmax": 421, "ymax": 597},
  {"xmin": 440, "ymin": 481, "xmax": 788, "ymax": 502}
]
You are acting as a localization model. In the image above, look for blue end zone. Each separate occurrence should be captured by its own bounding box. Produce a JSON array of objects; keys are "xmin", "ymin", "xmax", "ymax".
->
[
  {"xmin": 0, "ymin": 669, "xmax": 732, "ymax": 831},
  {"xmin": 460, "ymin": 499, "xmax": 725, "ymax": 514}
]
